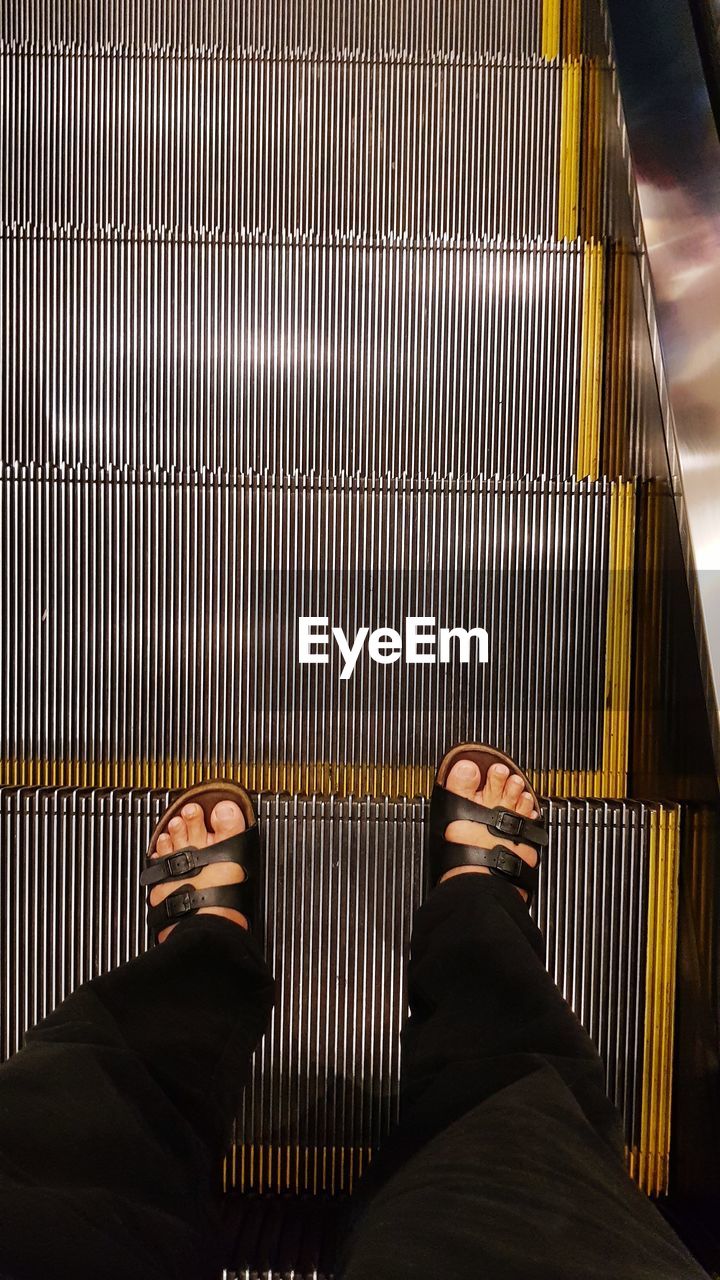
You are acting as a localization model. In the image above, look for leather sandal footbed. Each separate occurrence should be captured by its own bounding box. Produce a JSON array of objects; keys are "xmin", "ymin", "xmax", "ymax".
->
[
  {"xmin": 147, "ymin": 779, "xmax": 257, "ymax": 853},
  {"xmin": 434, "ymin": 742, "xmax": 543, "ymax": 816}
]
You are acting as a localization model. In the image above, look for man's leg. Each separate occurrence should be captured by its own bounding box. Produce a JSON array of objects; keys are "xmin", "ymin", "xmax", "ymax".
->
[
  {"xmin": 339, "ymin": 758, "xmax": 706, "ymax": 1279},
  {"xmin": 0, "ymin": 798, "xmax": 274, "ymax": 1280}
]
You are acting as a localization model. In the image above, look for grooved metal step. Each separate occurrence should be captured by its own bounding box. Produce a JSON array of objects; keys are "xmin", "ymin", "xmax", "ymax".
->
[
  {"xmin": 0, "ymin": 0, "xmax": 687, "ymax": 1251},
  {"xmin": 221, "ymin": 1192, "xmax": 342, "ymax": 1280},
  {"xmin": 3, "ymin": 48, "xmax": 563, "ymax": 240},
  {"xmin": 1, "ymin": 3, "xmax": 546, "ymax": 58},
  {"xmin": 1, "ymin": 232, "xmax": 597, "ymax": 475},
  {"xmin": 2, "ymin": 467, "xmax": 634, "ymax": 797},
  {"xmin": 0, "ymin": 788, "xmax": 679, "ymax": 1197}
]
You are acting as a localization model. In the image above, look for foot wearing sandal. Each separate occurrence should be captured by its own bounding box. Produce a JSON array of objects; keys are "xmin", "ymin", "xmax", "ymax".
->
[
  {"xmin": 141, "ymin": 783, "xmax": 260, "ymax": 944},
  {"xmin": 429, "ymin": 744, "xmax": 548, "ymax": 904}
]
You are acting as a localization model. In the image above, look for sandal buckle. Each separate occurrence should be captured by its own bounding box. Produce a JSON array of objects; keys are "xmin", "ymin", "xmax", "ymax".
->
[
  {"xmin": 168, "ymin": 849, "xmax": 197, "ymax": 878},
  {"xmin": 493, "ymin": 809, "xmax": 524, "ymax": 838},
  {"xmin": 495, "ymin": 847, "xmax": 521, "ymax": 877},
  {"xmin": 164, "ymin": 890, "xmax": 194, "ymax": 920}
]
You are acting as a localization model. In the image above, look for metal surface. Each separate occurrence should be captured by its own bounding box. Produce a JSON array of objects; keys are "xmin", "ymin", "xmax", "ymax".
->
[
  {"xmin": 1, "ymin": 466, "xmax": 634, "ymax": 795},
  {"xmin": 604, "ymin": 0, "xmax": 720, "ymax": 773},
  {"xmin": 2, "ymin": 49, "xmax": 564, "ymax": 240},
  {"xmin": 0, "ymin": 0, "xmax": 703, "ymax": 1236},
  {"xmin": 0, "ymin": 2, "xmax": 544, "ymax": 56},
  {"xmin": 0, "ymin": 23, "xmax": 610, "ymax": 478},
  {"xmin": 1, "ymin": 230, "xmax": 592, "ymax": 475},
  {"xmin": 0, "ymin": 787, "xmax": 680, "ymax": 1196}
]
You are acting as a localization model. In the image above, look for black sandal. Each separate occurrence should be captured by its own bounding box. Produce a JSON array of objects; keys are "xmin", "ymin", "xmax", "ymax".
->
[
  {"xmin": 141, "ymin": 780, "xmax": 260, "ymax": 941},
  {"xmin": 429, "ymin": 743, "xmax": 548, "ymax": 904}
]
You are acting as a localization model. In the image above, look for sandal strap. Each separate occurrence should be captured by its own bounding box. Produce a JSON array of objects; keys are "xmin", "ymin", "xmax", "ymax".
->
[
  {"xmin": 140, "ymin": 829, "xmax": 257, "ymax": 887},
  {"xmin": 428, "ymin": 780, "xmax": 547, "ymax": 904},
  {"xmin": 433, "ymin": 840, "xmax": 539, "ymax": 895},
  {"xmin": 147, "ymin": 883, "xmax": 253, "ymax": 935},
  {"xmin": 429, "ymin": 784, "xmax": 548, "ymax": 849}
]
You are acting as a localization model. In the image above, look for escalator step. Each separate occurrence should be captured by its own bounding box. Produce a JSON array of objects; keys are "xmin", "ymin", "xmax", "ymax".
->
[
  {"xmin": 1, "ymin": 466, "xmax": 634, "ymax": 797},
  {"xmin": 1, "ymin": 2, "xmax": 546, "ymax": 60},
  {"xmin": 221, "ymin": 1190, "xmax": 344, "ymax": 1278},
  {"xmin": 2, "ymin": 232, "xmax": 596, "ymax": 475},
  {"xmin": 0, "ymin": 787, "xmax": 679, "ymax": 1196},
  {"xmin": 4, "ymin": 51, "xmax": 563, "ymax": 240}
]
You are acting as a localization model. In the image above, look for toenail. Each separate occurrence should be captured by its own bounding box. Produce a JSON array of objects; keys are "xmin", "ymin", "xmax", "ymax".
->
[
  {"xmin": 454, "ymin": 760, "xmax": 477, "ymax": 779},
  {"xmin": 509, "ymin": 774, "xmax": 523, "ymax": 786},
  {"xmin": 492, "ymin": 764, "xmax": 510, "ymax": 777},
  {"xmin": 216, "ymin": 801, "xmax": 237, "ymax": 821},
  {"xmin": 182, "ymin": 804, "xmax": 199, "ymax": 817},
  {"xmin": 170, "ymin": 817, "xmax": 183, "ymax": 830}
]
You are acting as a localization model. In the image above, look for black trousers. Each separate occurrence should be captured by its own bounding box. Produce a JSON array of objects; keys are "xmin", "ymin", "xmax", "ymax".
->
[{"xmin": 0, "ymin": 875, "xmax": 706, "ymax": 1280}]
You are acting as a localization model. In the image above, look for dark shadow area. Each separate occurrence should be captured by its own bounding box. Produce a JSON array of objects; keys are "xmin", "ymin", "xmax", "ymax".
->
[{"xmin": 630, "ymin": 478, "xmax": 720, "ymax": 1264}]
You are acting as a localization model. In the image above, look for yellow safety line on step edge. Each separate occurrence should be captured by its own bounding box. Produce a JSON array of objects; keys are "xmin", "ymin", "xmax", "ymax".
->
[
  {"xmin": 558, "ymin": 60, "xmax": 582, "ymax": 240},
  {"xmin": 539, "ymin": 483, "xmax": 632, "ymax": 802},
  {"xmin": 581, "ymin": 60, "xmax": 604, "ymax": 241},
  {"xmin": 541, "ymin": 0, "xmax": 561, "ymax": 59},
  {"xmin": 576, "ymin": 240, "xmax": 605, "ymax": 480},
  {"xmin": 562, "ymin": 0, "xmax": 583, "ymax": 58},
  {"xmin": 228, "ymin": 1143, "xmax": 373, "ymax": 1195},
  {"xmin": 600, "ymin": 480, "xmax": 635, "ymax": 798},
  {"xmin": 637, "ymin": 808, "xmax": 680, "ymax": 1196},
  {"xmin": 602, "ymin": 244, "xmax": 632, "ymax": 478},
  {"xmin": 0, "ymin": 757, "xmax": 623, "ymax": 800}
]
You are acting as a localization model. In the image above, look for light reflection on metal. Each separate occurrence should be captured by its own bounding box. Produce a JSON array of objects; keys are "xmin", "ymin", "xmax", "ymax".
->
[{"xmin": 605, "ymin": 0, "xmax": 720, "ymax": 771}]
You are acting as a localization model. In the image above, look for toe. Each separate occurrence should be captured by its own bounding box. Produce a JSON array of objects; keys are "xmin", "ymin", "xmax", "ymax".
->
[
  {"xmin": 154, "ymin": 832, "xmax": 173, "ymax": 859},
  {"xmin": 169, "ymin": 815, "xmax": 188, "ymax": 851},
  {"xmin": 502, "ymin": 773, "xmax": 525, "ymax": 808},
  {"xmin": 209, "ymin": 799, "xmax": 245, "ymax": 845},
  {"xmin": 183, "ymin": 802, "xmax": 209, "ymax": 848},
  {"xmin": 482, "ymin": 762, "xmax": 510, "ymax": 806},
  {"xmin": 445, "ymin": 758, "xmax": 481, "ymax": 798},
  {"xmin": 517, "ymin": 790, "xmax": 535, "ymax": 818}
]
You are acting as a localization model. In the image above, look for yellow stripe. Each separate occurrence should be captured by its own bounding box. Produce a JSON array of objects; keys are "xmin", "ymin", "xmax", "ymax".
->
[
  {"xmin": 0, "ymin": 757, "xmax": 629, "ymax": 799},
  {"xmin": 538, "ymin": 481, "xmax": 633, "ymax": 799},
  {"xmin": 597, "ymin": 480, "xmax": 635, "ymax": 797},
  {"xmin": 228, "ymin": 1143, "xmax": 373, "ymax": 1194},
  {"xmin": 602, "ymin": 243, "xmax": 632, "ymax": 478},
  {"xmin": 638, "ymin": 807, "xmax": 680, "ymax": 1195},
  {"xmin": 558, "ymin": 60, "xmax": 582, "ymax": 240},
  {"xmin": 562, "ymin": 0, "xmax": 583, "ymax": 58},
  {"xmin": 576, "ymin": 239, "xmax": 605, "ymax": 480},
  {"xmin": 581, "ymin": 60, "xmax": 604, "ymax": 241},
  {"xmin": 541, "ymin": 0, "xmax": 561, "ymax": 59},
  {"xmin": 628, "ymin": 480, "xmax": 665, "ymax": 790}
]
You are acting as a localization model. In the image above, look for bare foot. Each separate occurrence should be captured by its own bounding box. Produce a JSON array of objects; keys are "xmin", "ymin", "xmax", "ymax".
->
[
  {"xmin": 149, "ymin": 800, "xmax": 249, "ymax": 942},
  {"xmin": 441, "ymin": 758, "xmax": 539, "ymax": 902}
]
